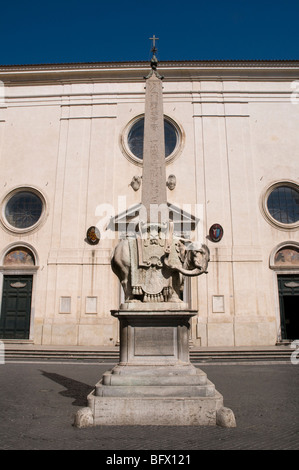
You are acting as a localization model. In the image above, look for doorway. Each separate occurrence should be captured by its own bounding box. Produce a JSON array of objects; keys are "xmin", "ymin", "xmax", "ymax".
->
[
  {"xmin": 0, "ymin": 275, "xmax": 33, "ymax": 339},
  {"xmin": 278, "ymin": 275, "xmax": 299, "ymax": 340}
]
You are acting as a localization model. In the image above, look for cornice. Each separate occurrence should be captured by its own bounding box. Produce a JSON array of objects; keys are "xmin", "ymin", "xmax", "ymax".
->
[
  {"xmin": 1, "ymin": 59, "xmax": 299, "ymax": 70},
  {"xmin": 1, "ymin": 60, "xmax": 299, "ymax": 83}
]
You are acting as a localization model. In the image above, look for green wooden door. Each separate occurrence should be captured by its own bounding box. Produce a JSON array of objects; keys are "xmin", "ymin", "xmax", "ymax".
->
[
  {"xmin": 0, "ymin": 275, "xmax": 33, "ymax": 339},
  {"xmin": 278, "ymin": 275, "xmax": 299, "ymax": 340}
]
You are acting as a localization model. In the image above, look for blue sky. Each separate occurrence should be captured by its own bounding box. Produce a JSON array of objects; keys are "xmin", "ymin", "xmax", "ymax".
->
[{"xmin": 1, "ymin": 0, "xmax": 299, "ymax": 65}]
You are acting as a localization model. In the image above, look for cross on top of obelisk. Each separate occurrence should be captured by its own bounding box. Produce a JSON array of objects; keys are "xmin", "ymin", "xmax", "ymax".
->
[
  {"xmin": 146, "ymin": 35, "xmax": 163, "ymax": 79},
  {"xmin": 149, "ymin": 35, "xmax": 159, "ymax": 54}
]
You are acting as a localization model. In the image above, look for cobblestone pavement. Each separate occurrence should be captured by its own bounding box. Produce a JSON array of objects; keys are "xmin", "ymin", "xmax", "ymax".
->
[{"xmin": 0, "ymin": 361, "xmax": 298, "ymax": 450}]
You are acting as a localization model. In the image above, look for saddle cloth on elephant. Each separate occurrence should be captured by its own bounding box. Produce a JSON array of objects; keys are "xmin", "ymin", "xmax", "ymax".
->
[{"xmin": 128, "ymin": 235, "xmax": 181, "ymax": 301}]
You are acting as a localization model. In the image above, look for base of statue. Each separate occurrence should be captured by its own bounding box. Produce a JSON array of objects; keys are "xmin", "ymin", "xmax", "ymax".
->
[{"xmin": 74, "ymin": 304, "xmax": 236, "ymax": 428}]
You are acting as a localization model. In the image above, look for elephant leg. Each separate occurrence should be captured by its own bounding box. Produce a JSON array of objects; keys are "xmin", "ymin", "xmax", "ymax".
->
[
  {"xmin": 121, "ymin": 275, "xmax": 141, "ymax": 303},
  {"xmin": 122, "ymin": 281, "xmax": 133, "ymax": 302},
  {"xmin": 168, "ymin": 272, "xmax": 183, "ymax": 303}
]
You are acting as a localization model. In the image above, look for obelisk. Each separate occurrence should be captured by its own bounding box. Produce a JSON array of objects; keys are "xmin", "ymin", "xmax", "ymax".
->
[
  {"xmin": 74, "ymin": 38, "xmax": 236, "ymax": 428},
  {"xmin": 141, "ymin": 36, "xmax": 167, "ymax": 224}
]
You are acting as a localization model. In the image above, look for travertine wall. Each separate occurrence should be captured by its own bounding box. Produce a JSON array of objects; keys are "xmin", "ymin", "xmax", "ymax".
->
[{"xmin": 0, "ymin": 62, "xmax": 298, "ymax": 346}]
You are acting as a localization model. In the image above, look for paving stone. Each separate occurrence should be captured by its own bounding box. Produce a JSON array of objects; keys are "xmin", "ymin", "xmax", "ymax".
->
[{"xmin": 0, "ymin": 362, "xmax": 298, "ymax": 450}]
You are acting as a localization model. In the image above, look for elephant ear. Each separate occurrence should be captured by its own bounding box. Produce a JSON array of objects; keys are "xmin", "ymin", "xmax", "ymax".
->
[
  {"xmin": 187, "ymin": 242, "xmax": 210, "ymax": 260},
  {"xmin": 201, "ymin": 244, "xmax": 210, "ymax": 262},
  {"xmin": 174, "ymin": 239, "xmax": 188, "ymax": 263}
]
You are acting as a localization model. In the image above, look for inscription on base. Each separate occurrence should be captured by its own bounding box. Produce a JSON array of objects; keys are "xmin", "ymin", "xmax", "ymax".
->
[{"xmin": 134, "ymin": 327, "xmax": 175, "ymax": 356}]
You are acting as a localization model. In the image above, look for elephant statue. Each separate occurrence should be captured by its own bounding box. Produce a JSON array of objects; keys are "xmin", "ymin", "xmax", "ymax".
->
[{"xmin": 111, "ymin": 222, "xmax": 210, "ymax": 304}]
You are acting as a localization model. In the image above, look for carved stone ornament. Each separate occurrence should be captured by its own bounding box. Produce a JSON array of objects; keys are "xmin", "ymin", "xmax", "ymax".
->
[
  {"xmin": 284, "ymin": 282, "xmax": 299, "ymax": 288},
  {"xmin": 166, "ymin": 174, "xmax": 176, "ymax": 190},
  {"xmin": 10, "ymin": 282, "xmax": 26, "ymax": 288},
  {"xmin": 130, "ymin": 176, "xmax": 142, "ymax": 191}
]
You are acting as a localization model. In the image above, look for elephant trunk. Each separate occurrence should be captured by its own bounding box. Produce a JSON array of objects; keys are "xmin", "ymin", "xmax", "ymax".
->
[
  {"xmin": 174, "ymin": 266, "xmax": 205, "ymax": 276},
  {"xmin": 163, "ymin": 255, "xmax": 207, "ymax": 277}
]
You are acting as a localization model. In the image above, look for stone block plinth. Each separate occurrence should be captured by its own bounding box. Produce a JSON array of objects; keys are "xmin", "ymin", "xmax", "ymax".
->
[
  {"xmin": 113, "ymin": 304, "xmax": 196, "ymax": 366},
  {"xmin": 74, "ymin": 304, "xmax": 236, "ymax": 428}
]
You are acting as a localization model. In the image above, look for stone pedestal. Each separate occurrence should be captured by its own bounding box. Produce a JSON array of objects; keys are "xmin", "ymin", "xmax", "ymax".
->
[{"xmin": 74, "ymin": 304, "xmax": 236, "ymax": 427}]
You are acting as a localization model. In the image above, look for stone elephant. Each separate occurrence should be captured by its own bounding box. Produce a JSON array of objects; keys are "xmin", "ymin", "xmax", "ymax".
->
[{"xmin": 111, "ymin": 227, "xmax": 210, "ymax": 303}]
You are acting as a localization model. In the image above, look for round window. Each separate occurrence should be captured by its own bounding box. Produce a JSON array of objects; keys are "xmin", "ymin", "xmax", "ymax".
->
[
  {"xmin": 267, "ymin": 185, "xmax": 299, "ymax": 225},
  {"xmin": 122, "ymin": 115, "xmax": 183, "ymax": 165},
  {"xmin": 3, "ymin": 189, "xmax": 44, "ymax": 231}
]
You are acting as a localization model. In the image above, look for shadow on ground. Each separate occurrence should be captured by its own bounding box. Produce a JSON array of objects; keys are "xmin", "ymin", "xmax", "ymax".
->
[{"xmin": 40, "ymin": 370, "xmax": 94, "ymax": 407}]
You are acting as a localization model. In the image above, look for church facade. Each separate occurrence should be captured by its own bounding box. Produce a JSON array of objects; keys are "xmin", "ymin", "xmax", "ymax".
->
[{"xmin": 0, "ymin": 60, "xmax": 298, "ymax": 347}]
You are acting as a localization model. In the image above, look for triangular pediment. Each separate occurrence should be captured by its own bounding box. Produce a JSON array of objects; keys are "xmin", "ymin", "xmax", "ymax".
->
[{"xmin": 106, "ymin": 202, "xmax": 200, "ymax": 235}]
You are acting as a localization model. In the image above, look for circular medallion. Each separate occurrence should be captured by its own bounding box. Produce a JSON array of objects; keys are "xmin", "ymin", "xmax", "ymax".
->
[
  {"xmin": 209, "ymin": 224, "xmax": 223, "ymax": 242},
  {"xmin": 86, "ymin": 226, "xmax": 100, "ymax": 245}
]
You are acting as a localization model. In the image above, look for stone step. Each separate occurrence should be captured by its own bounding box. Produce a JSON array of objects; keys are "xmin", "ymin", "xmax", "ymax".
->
[
  {"xmin": 3, "ymin": 349, "xmax": 119, "ymax": 361},
  {"xmin": 2, "ymin": 346, "xmax": 293, "ymax": 362},
  {"xmin": 102, "ymin": 368, "xmax": 208, "ymax": 386},
  {"xmin": 190, "ymin": 349, "xmax": 293, "ymax": 362},
  {"xmin": 95, "ymin": 380, "xmax": 216, "ymax": 398}
]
